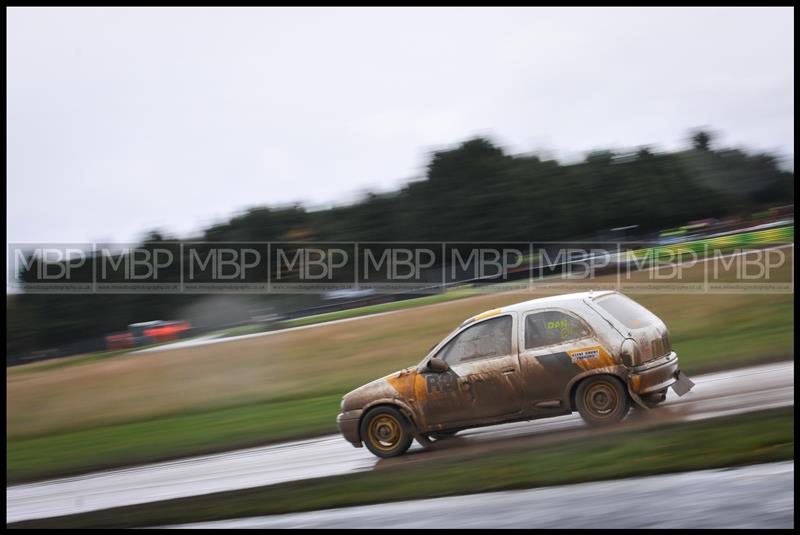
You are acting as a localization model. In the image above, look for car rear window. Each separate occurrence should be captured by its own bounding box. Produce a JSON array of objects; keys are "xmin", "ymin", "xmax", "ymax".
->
[
  {"xmin": 595, "ymin": 293, "xmax": 657, "ymax": 329},
  {"xmin": 525, "ymin": 310, "xmax": 591, "ymax": 350}
]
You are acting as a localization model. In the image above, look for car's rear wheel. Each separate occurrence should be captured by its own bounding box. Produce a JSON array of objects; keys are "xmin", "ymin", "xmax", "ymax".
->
[
  {"xmin": 360, "ymin": 406, "xmax": 413, "ymax": 458},
  {"xmin": 575, "ymin": 375, "xmax": 630, "ymax": 426}
]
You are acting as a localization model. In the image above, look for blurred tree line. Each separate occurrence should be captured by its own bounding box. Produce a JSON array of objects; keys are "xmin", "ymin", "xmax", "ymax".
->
[{"xmin": 7, "ymin": 130, "xmax": 794, "ymax": 358}]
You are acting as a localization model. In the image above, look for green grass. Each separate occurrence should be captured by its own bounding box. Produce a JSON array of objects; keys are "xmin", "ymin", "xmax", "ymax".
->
[
  {"xmin": 632, "ymin": 293, "xmax": 795, "ymax": 374},
  {"xmin": 9, "ymin": 407, "xmax": 794, "ymax": 529},
  {"xmin": 667, "ymin": 307, "xmax": 794, "ymax": 372},
  {"xmin": 6, "ymin": 393, "xmax": 341, "ymax": 484}
]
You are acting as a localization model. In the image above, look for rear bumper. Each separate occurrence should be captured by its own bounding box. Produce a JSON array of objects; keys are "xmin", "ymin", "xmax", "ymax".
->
[
  {"xmin": 336, "ymin": 409, "xmax": 363, "ymax": 448},
  {"xmin": 629, "ymin": 351, "xmax": 681, "ymax": 395}
]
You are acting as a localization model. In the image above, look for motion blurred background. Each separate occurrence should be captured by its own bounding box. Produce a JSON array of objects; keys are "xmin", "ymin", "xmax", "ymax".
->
[
  {"xmin": 6, "ymin": 130, "xmax": 794, "ymax": 362},
  {"xmin": 6, "ymin": 6, "xmax": 794, "ymax": 529}
]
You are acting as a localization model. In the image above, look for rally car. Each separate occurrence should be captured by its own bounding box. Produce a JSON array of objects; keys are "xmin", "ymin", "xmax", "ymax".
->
[{"xmin": 337, "ymin": 290, "xmax": 694, "ymax": 458}]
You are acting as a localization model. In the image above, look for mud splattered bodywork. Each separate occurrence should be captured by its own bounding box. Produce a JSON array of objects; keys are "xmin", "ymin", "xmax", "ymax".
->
[{"xmin": 337, "ymin": 291, "xmax": 693, "ymax": 448}]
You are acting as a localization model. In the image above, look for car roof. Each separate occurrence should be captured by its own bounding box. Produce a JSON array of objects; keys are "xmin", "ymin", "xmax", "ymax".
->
[{"xmin": 463, "ymin": 290, "xmax": 617, "ymax": 325}]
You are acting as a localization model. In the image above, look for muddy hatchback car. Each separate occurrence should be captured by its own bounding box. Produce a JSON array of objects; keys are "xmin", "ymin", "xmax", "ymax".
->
[{"xmin": 337, "ymin": 291, "xmax": 694, "ymax": 458}]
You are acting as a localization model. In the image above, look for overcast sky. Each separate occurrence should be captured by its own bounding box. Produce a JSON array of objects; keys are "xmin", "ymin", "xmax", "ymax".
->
[{"xmin": 6, "ymin": 7, "xmax": 794, "ymax": 245}]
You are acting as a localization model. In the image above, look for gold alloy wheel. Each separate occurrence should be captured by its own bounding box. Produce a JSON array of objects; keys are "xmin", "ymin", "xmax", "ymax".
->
[
  {"xmin": 583, "ymin": 379, "xmax": 619, "ymax": 417},
  {"xmin": 367, "ymin": 414, "xmax": 402, "ymax": 452}
]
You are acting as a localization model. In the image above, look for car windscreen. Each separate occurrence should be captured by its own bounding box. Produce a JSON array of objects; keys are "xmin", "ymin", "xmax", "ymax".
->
[{"xmin": 595, "ymin": 293, "xmax": 658, "ymax": 329}]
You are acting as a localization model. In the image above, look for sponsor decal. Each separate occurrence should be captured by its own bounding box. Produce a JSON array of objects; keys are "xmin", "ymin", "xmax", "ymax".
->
[{"xmin": 569, "ymin": 348, "xmax": 600, "ymax": 362}]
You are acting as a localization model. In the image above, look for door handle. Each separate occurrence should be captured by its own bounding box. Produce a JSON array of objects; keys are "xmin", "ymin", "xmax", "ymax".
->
[{"xmin": 501, "ymin": 368, "xmax": 516, "ymax": 375}]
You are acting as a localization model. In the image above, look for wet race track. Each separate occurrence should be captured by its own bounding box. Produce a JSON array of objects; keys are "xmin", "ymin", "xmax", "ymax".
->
[
  {"xmin": 6, "ymin": 361, "xmax": 794, "ymax": 524},
  {"xmin": 172, "ymin": 461, "xmax": 795, "ymax": 529}
]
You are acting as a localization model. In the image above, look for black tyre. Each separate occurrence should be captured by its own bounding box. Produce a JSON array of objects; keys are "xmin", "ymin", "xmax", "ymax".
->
[
  {"xmin": 635, "ymin": 389, "xmax": 668, "ymax": 410},
  {"xmin": 360, "ymin": 406, "xmax": 414, "ymax": 458},
  {"xmin": 428, "ymin": 430, "xmax": 459, "ymax": 441},
  {"xmin": 575, "ymin": 375, "xmax": 631, "ymax": 426}
]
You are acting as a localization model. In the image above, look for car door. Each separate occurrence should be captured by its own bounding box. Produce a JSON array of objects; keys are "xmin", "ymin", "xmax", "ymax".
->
[
  {"xmin": 517, "ymin": 308, "xmax": 609, "ymax": 413},
  {"xmin": 420, "ymin": 313, "xmax": 524, "ymax": 429}
]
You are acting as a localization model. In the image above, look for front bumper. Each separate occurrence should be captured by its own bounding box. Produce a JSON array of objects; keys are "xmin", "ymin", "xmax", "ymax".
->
[
  {"xmin": 628, "ymin": 351, "xmax": 687, "ymax": 395},
  {"xmin": 336, "ymin": 409, "xmax": 363, "ymax": 448}
]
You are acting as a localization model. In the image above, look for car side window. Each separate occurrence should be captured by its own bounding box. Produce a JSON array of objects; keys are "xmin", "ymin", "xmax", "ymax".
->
[
  {"xmin": 437, "ymin": 316, "xmax": 512, "ymax": 365},
  {"xmin": 525, "ymin": 310, "xmax": 591, "ymax": 350}
]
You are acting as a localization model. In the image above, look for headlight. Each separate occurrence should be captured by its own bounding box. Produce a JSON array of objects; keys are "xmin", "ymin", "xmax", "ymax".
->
[{"xmin": 620, "ymin": 338, "xmax": 642, "ymax": 367}]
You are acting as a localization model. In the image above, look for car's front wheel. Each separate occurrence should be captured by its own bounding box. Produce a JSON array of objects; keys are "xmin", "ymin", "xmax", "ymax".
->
[
  {"xmin": 428, "ymin": 430, "xmax": 459, "ymax": 441},
  {"xmin": 360, "ymin": 406, "xmax": 413, "ymax": 458},
  {"xmin": 635, "ymin": 389, "xmax": 668, "ymax": 410},
  {"xmin": 575, "ymin": 375, "xmax": 630, "ymax": 426}
]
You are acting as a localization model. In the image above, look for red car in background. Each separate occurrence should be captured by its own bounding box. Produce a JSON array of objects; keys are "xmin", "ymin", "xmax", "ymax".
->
[{"xmin": 105, "ymin": 320, "xmax": 192, "ymax": 350}]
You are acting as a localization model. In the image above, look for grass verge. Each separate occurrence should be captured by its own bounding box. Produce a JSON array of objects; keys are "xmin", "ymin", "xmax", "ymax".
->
[
  {"xmin": 9, "ymin": 407, "xmax": 794, "ymax": 529},
  {"xmin": 6, "ymin": 393, "xmax": 341, "ymax": 484}
]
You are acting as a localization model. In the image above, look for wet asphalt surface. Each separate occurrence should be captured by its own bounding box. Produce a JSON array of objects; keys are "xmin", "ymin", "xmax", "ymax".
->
[{"xmin": 172, "ymin": 461, "xmax": 795, "ymax": 529}]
